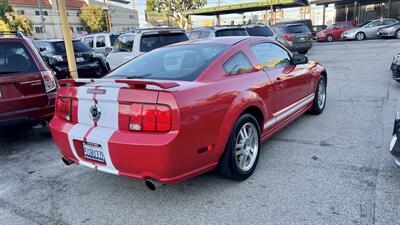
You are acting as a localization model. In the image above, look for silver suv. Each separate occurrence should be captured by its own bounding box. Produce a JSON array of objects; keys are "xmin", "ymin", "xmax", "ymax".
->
[
  {"xmin": 106, "ymin": 28, "xmax": 188, "ymax": 70},
  {"xmin": 187, "ymin": 26, "xmax": 248, "ymax": 40}
]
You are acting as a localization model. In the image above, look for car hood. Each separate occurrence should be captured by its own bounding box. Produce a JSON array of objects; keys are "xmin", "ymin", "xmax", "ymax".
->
[{"xmin": 380, "ymin": 24, "xmax": 400, "ymax": 31}]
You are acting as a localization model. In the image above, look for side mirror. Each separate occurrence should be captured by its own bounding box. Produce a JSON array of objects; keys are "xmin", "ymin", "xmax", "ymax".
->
[
  {"xmin": 105, "ymin": 47, "xmax": 112, "ymax": 54},
  {"xmin": 292, "ymin": 54, "xmax": 308, "ymax": 65}
]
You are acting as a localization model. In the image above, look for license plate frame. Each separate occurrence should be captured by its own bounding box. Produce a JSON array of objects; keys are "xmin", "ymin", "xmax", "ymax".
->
[{"xmin": 83, "ymin": 142, "xmax": 106, "ymax": 163}]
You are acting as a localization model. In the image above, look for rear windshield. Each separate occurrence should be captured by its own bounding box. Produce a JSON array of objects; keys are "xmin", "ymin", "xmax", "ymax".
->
[
  {"xmin": 107, "ymin": 44, "xmax": 227, "ymax": 81},
  {"xmin": 140, "ymin": 33, "xmax": 189, "ymax": 52},
  {"xmin": 52, "ymin": 41, "xmax": 92, "ymax": 53},
  {"xmin": 0, "ymin": 42, "xmax": 38, "ymax": 75},
  {"xmin": 110, "ymin": 34, "xmax": 120, "ymax": 45},
  {"xmin": 215, "ymin": 29, "xmax": 248, "ymax": 37},
  {"xmin": 286, "ymin": 24, "xmax": 310, "ymax": 34},
  {"xmin": 246, "ymin": 26, "xmax": 274, "ymax": 37}
]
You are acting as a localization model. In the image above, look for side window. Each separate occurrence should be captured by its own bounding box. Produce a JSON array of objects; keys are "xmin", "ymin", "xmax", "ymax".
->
[
  {"xmin": 200, "ymin": 31, "xmax": 210, "ymax": 38},
  {"xmin": 223, "ymin": 52, "xmax": 253, "ymax": 75},
  {"xmin": 96, "ymin": 36, "xmax": 106, "ymax": 48},
  {"xmin": 84, "ymin": 37, "xmax": 94, "ymax": 48},
  {"xmin": 251, "ymin": 43, "xmax": 291, "ymax": 70},
  {"xmin": 368, "ymin": 21, "xmax": 382, "ymax": 27},
  {"xmin": 114, "ymin": 35, "xmax": 134, "ymax": 52},
  {"xmin": 189, "ymin": 31, "xmax": 201, "ymax": 39}
]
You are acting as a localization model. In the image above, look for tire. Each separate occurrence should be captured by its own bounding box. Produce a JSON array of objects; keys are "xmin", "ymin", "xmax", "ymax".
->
[
  {"xmin": 326, "ymin": 35, "xmax": 333, "ymax": 42},
  {"xmin": 217, "ymin": 114, "xmax": 260, "ymax": 181},
  {"xmin": 396, "ymin": 30, "xmax": 400, "ymax": 39},
  {"xmin": 355, "ymin": 32, "xmax": 365, "ymax": 41},
  {"xmin": 95, "ymin": 60, "xmax": 106, "ymax": 78},
  {"xmin": 310, "ymin": 77, "xmax": 327, "ymax": 115},
  {"xmin": 298, "ymin": 49, "xmax": 308, "ymax": 54}
]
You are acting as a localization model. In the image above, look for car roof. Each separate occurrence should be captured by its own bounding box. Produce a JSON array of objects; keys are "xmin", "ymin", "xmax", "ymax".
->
[
  {"xmin": 242, "ymin": 24, "xmax": 271, "ymax": 28},
  {"xmin": 190, "ymin": 26, "xmax": 246, "ymax": 31},
  {"xmin": 35, "ymin": 39, "xmax": 81, "ymax": 43},
  {"xmin": 169, "ymin": 36, "xmax": 252, "ymax": 47}
]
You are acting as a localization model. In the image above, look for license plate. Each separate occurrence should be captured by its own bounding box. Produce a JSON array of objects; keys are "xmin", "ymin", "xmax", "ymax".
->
[
  {"xmin": 299, "ymin": 36, "xmax": 306, "ymax": 41},
  {"xmin": 83, "ymin": 142, "xmax": 105, "ymax": 163},
  {"xmin": 76, "ymin": 57, "xmax": 84, "ymax": 63}
]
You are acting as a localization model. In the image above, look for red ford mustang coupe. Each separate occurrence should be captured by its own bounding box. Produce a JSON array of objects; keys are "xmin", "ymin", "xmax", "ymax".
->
[{"xmin": 50, "ymin": 37, "xmax": 327, "ymax": 190}]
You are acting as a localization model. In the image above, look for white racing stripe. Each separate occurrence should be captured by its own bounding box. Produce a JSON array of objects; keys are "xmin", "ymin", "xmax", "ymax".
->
[{"xmin": 66, "ymin": 81, "xmax": 128, "ymax": 175}]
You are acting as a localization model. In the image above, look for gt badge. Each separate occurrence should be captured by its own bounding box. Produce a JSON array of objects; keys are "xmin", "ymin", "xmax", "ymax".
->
[{"xmin": 89, "ymin": 104, "xmax": 101, "ymax": 122}]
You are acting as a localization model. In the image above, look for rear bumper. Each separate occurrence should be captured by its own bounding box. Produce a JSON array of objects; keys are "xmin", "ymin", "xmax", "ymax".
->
[
  {"xmin": 49, "ymin": 118, "xmax": 217, "ymax": 184},
  {"xmin": 288, "ymin": 42, "xmax": 313, "ymax": 52},
  {"xmin": 0, "ymin": 92, "xmax": 56, "ymax": 125}
]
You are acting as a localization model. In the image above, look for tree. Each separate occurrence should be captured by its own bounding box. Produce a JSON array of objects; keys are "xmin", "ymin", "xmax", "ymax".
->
[
  {"xmin": 79, "ymin": 4, "xmax": 107, "ymax": 33},
  {"xmin": 154, "ymin": 0, "xmax": 207, "ymax": 30},
  {"xmin": 0, "ymin": 19, "xmax": 9, "ymax": 31},
  {"xmin": 146, "ymin": 0, "xmax": 155, "ymax": 12},
  {"xmin": 5, "ymin": 10, "xmax": 32, "ymax": 34},
  {"xmin": 0, "ymin": 0, "xmax": 12, "ymax": 21}
]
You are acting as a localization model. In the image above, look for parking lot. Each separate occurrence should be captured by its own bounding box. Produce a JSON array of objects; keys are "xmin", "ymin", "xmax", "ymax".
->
[{"xmin": 1, "ymin": 39, "xmax": 400, "ymax": 225}]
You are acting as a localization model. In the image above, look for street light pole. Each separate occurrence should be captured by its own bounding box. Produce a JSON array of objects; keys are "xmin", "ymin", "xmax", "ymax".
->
[
  {"xmin": 57, "ymin": 0, "xmax": 78, "ymax": 79},
  {"xmin": 103, "ymin": 0, "xmax": 112, "ymax": 32}
]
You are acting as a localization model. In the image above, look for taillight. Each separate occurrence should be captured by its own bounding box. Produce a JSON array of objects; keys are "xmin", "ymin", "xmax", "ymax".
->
[
  {"xmin": 41, "ymin": 71, "xmax": 57, "ymax": 92},
  {"xmin": 56, "ymin": 97, "xmax": 72, "ymax": 121},
  {"xmin": 284, "ymin": 34, "xmax": 293, "ymax": 41},
  {"xmin": 129, "ymin": 103, "xmax": 171, "ymax": 132}
]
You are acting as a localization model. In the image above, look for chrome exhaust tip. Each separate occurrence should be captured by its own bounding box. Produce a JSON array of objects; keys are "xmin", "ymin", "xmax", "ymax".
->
[
  {"xmin": 62, "ymin": 157, "xmax": 75, "ymax": 166},
  {"xmin": 145, "ymin": 179, "xmax": 163, "ymax": 191}
]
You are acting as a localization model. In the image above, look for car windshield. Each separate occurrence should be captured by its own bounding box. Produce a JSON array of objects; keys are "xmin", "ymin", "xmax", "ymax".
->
[
  {"xmin": 140, "ymin": 33, "xmax": 188, "ymax": 52},
  {"xmin": 107, "ymin": 44, "xmax": 227, "ymax": 81},
  {"xmin": 0, "ymin": 42, "xmax": 37, "ymax": 75},
  {"xmin": 359, "ymin": 21, "xmax": 372, "ymax": 27},
  {"xmin": 52, "ymin": 41, "xmax": 92, "ymax": 53},
  {"xmin": 215, "ymin": 29, "xmax": 248, "ymax": 37},
  {"xmin": 246, "ymin": 26, "xmax": 275, "ymax": 37},
  {"xmin": 286, "ymin": 24, "xmax": 310, "ymax": 34}
]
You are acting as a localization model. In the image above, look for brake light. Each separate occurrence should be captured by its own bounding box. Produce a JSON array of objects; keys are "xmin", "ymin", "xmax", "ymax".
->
[
  {"xmin": 56, "ymin": 97, "xmax": 72, "ymax": 121},
  {"xmin": 284, "ymin": 34, "xmax": 293, "ymax": 41},
  {"xmin": 41, "ymin": 71, "xmax": 57, "ymax": 92},
  {"xmin": 129, "ymin": 103, "xmax": 171, "ymax": 132}
]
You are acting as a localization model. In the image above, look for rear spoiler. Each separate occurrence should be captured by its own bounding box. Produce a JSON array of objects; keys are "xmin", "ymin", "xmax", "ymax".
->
[{"xmin": 58, "ymin": 79, "xmax": 180, "ymax": 89}]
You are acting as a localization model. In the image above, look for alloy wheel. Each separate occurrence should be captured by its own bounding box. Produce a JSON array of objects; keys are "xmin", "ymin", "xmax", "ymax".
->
[
  {"xmin": 356, "ymin": 33, "xmax": 364, "ymax": 41},
  {"xmin": 235, "ymin": 122, "xmax": 259, "ymax": 172},
  {"xmin": 318, "ymin": 79, "xmax": 326, "ymax": 109}
]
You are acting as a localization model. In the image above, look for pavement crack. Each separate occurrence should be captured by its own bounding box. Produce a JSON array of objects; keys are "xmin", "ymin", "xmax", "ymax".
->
[
  {"xmin": 0, "ymin": 198, "xmax": 70, "ymax": 225},
  {"xmin": 270, "ymin": 136, "xmax": 353, "ymax": 149}
]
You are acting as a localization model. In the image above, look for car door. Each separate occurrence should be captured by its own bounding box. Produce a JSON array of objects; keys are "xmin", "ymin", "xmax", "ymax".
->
[
  {"xmin": 94, "ymin": 35, "xmax": 106, "ymax": 55},
  {"xmin": 365, "ymin": 21, "xmax": 383, "ymax": 37},
  {"xmin": 106, "ymin": 34, "xmax": 135, "ymax": 70},
  {"xmin": 333, "ymin": 23, "xmax": 347, "ymax": 40},
  {"xmin": 250, "ymin": 42, "xmax": 312, "ymax": 116}
]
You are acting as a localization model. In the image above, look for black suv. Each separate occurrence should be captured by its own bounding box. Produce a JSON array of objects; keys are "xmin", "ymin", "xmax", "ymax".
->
[{"xmin": 34, "ymin": 40, "xmax": 103, "ymax": 79}]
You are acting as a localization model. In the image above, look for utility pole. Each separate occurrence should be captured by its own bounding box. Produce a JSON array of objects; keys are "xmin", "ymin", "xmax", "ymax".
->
[
  {"xmin": 103, "ymin": 0, "xmax": 112, "ymax": 32},
  {"xmin": 57, "ymin": 0, "xmax": 78, "ymax": 79},
  {"xmin": 37, "ymin": 0, "xmax": 47, "ymax": 39}
]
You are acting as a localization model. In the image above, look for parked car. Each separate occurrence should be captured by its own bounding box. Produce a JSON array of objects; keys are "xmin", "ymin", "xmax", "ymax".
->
[
  {"xmin": 50, "ymin": 37, "xmax": 327, "ymax": 189},
  {"xmin": 106, "ymin": 28, "xmax": 188, "ymax": 70},
  {"xmin": 82, "ymin": 32, "xmax": 122, "ymax": 73},
  {"xmin": 0, "ymin": 32, "xmax": 57, "ymax": 126},
  {"xmin": 313, "ymin": 25, "xmax": 327, "ymax": 34},
  {"xmin": 34, "ymin": 39, "xmax": 104, "ymax": 79},
  {"xmin": 272, "ymin": 23, "xmax": 313, "ymax": 54},
  {"xmin": 378, "ymin": 22, "xmax": 400, "ymax": 39},
  {"xmin": 315, "ymin": 21, "xmax": 355, "ymax": 42},
  {"xmin": 390, "ymin": 112, "xmax": 400, "ymax": 166},
  {"xmin": 391, "ymin": 51, "xmax": 400, "ymax": 82},
  {"xmin": 187, "ymin": 26, "xmax": 248, "ymax": 40},
  {"xmin": 244, "ymin": 24, "xmax": 277, "ymax": 40},
  {"xmin": 82, "ymin": 32, "xmax": 121, "ymax": 56},
  {"xmin": 341, "ymin": 18, "xmax": 399, "ymax": 41}
]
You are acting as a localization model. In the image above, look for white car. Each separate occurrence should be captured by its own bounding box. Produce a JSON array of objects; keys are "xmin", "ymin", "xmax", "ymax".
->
[{"xmin": 106, "ymin": 28, "xmax": 188, "ymax": 70}]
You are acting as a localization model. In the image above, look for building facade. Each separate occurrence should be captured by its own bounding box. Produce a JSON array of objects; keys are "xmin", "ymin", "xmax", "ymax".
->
[{"xmin": 8, "ymin": 0, "xmax": 139, "ymax": 39}]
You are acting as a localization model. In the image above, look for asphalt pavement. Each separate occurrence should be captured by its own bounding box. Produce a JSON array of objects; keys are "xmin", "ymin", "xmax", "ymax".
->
[{"xmin": 1, "ymin": 39, "xmax": 400, "ymax": 225}]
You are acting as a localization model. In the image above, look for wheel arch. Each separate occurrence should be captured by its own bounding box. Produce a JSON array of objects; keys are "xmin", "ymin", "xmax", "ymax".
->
[{"xmin": 213, "ymin": 91, "xmax": 268, "ymax": 162}]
